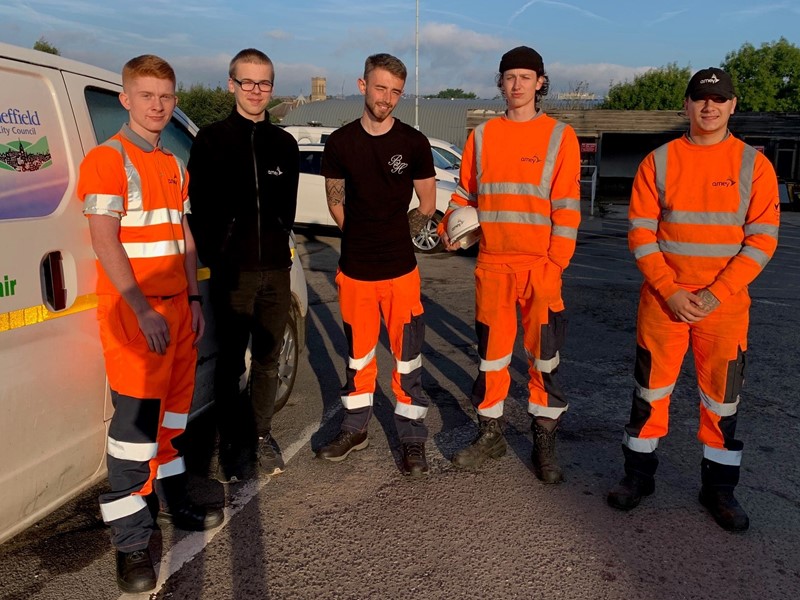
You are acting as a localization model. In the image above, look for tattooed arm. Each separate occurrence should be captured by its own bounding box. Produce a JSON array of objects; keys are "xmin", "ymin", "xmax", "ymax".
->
[{"xmin": 325, "ymin": 177, "xmax": 345, "ymax": 230}]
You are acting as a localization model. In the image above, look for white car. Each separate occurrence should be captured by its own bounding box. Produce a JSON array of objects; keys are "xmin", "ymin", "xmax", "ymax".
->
[
  {"xmin": 283, "ymin": 125, "xmax": 462, "ymax": 185},
  {"xmin": 296, "ymin": 143, "xmax": 456, "ymax": 253}
]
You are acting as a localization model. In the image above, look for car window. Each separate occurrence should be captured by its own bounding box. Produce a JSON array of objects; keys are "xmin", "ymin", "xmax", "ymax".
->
[
  {"xmin": 299, "ymin": 150, "xmax": 323, "ymax": 175},
  {"xmin": 431, "ymin": 149, "xmax": 452, "ymax": 170},
  {"xmin": 84, "ymin": 87, "xmax": 195, "ymax": 164},
  {"xmin": 433, "ymin": 146, "xmax": 461, "ymax": 169}
]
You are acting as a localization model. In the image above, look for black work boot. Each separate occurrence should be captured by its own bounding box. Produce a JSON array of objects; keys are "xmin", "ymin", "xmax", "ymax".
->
[
  {"xmin": 157, "ymin": 500, "xmax": 224, "ymax": 531},
  {"xmin": 316, "ymin": 430, "xmax": 369, "ymax": 462},
  {"xmin": 116, "ymin": 548, "xmax": 157, "ymax": 593},
  {"xmin": 257, "ymin": 434, "xmax": 286, "ymax": 476},
  {"xmin": 531, "ymin": 417, "xmax": 563, "ymax": 484},
  {"xmin": 607, "ymin": 445, "xmax": 658, "ymax": 511},
  {"xmin": 401, "ymin": 442, "xmax": 430, "ymax": 477},
  {"xmin": 699, "ymin": 458, "xmax": 749, "ymax": 532},
  {"xmin": 452, "ymin": 418, "xmax": 507, "ymax": 469}
]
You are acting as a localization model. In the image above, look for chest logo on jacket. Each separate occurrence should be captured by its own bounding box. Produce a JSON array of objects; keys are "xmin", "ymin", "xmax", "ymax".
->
[
  {"xmin": 521, "ymin": 155, "xmax": 541, "ymax": 165},
  {"xmin": 388, "ymin": 154, "xmax": 408, "ymax": 174},
  {"xmin": 712, "ymin": 177, "xmax": 736, "ymax": 188},
  {"xmin": 267, "ymin": 166, "xmax": 283, "ymax": 176}
]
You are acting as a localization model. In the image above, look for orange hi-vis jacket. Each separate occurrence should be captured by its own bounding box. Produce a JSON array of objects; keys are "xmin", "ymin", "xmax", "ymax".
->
[
  {"xmin": 442, "ymin": 112, "xmax": 581, "ymax": 272},
  {"xmin": 629, "ymin": 134, "xmax": 779, "ymax": 303},
  {"xmin": 78, "ymin": 125, "xmax": 190, "ymax": 297}
]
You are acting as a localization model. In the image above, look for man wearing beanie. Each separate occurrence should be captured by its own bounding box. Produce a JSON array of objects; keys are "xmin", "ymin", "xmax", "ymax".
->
[
  {"xmin": 607, "ymin": 67, "xmax": 779, "ymax": 532},
  {"xmin": 440, "ymin": 46, "xmax": 581, "ymax": 483}
]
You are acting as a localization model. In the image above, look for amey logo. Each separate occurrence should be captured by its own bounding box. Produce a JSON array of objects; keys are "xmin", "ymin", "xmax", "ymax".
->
[
  {"xmin": 712, "ymin": 177, "xmax": 736, "ymax": 188},
  {"xmin": 521, "ymin": 155, "xmax": 541, "ymax": 164},
  {"xmin": 267, "ymin": 166, "xmax": 283, "ymax": 176},
  {"xmin": 700, "ymin": 74, "xmax": 720, "ymax": 85}
]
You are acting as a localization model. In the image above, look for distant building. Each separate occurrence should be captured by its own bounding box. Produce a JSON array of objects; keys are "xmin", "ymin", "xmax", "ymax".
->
[{"xmin": 311, "ymin": 77, "xmax": 327, "ymax": 102}]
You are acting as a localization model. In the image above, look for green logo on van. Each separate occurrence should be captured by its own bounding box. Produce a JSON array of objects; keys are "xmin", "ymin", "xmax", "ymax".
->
[
  {"xmin": 0, "ymin": 138, "xmax": 52, "ymax": 172},
  {"xmin": 0, "ymin": 275, "xmax": 17, "ymax": 298}
]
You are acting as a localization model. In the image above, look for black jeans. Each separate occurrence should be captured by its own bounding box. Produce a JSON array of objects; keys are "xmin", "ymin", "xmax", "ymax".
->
[{"xmin": 212, "ymin": 268, "xmax": 291, "ymax": 446}]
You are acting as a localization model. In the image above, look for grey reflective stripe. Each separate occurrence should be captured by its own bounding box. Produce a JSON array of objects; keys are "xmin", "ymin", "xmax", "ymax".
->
[
  {"xmin": 531, "ymin": 351, "xmax": 560, "ymax": 373},
  {"xmin": 653, "ymin": 144, "xmax": 668, "ymax": 208},
  {"xmin": 744, "ymin": 223, "xmax": 779, "ymax": 237},
  {"xmin": 479, "ymin": 181, "xmax": 550, "ymax": 197},
  {"xmin": 473, "ymin": 121, "xmax": 488, "ymax": 184},
  {"xmin": 349, "ymin": 346, "xmax": 376, "ymax": 371},
  {"xmin": 107, "ymin": 437, "xmax": 158, "ymax": 462},
  {"xmin": 453, "ymin": 184, "xmax": 476, "ymax": 203},
  {"xmin": 100, "ymin": 495, "xmax": 148, "ymax": 523},
  {"xmin": 395, "ymin": 402, "xmax": 428, "ymax": 420},
  {"xmin": 633, "ymin": 242, "xmax": 660, "ymax": 260},
  {"xmin": 658, "ymin": 240, "xmax": 742, "ymax": 257},
  {"xmin": 703, "ymin": 445, "xmax": 742, "ymax": 466},
  {"xmin": 480, "ymin": 353, "xmax": 512, "ymax": 372},
  {"xmin": 174, "ymin": 155, "xmax": 186, "ymax": 190},
  {"xmin": 623, "ymin": 432, "xmax": 659, "ymax": 453},
  {"xmin": 156, "ymin": 456, "xmax": 185, "ymax": 479},
  {"xmin": 699, "ymin": 388, "xmax": 739, "ymax": 418},
  {"xmin": 738, "ymin": 145, "xmax": 756, "ymax": 217},
  {"xmin": 635, "ymin": 381, "xmax": 674, "ymax": 402},
  {"xmin": 527, "ymin": 404, "xmax": 567, "ymax": 419},
  {"xmin": 739, "ymin": 245, "xmax": 771, "ymax": 267},
  {"xmin": 630, "ymin": 218, "xmax": 658, "ymax": 232},
  {"xmin": 479, "ymin": 210, "xmax": 551, "ymax": 226},
  {"xmin": 396, "ymin": 354, "xmax": 422, "ymax": 375},
  {"xmin": 539, "ymin": 121, "xmax": 566, "ymax": 199},
  {"xmin": 342, "ymin": 393, "xmax": 372, "ymax": 410},
  {"xmin": 552, "ymin": 198, "xmax": 581, "ymax": 211},
  {"xmin": 662, "ymin": 210, "xmax": 745, "ymax": 226},
  {"xmin": 552, "ymin": 225, "xmax": 577, "ymax": 240},
  {"xmin": 102, "ymin": 138, "xmax": 143, "ymax": 213}
]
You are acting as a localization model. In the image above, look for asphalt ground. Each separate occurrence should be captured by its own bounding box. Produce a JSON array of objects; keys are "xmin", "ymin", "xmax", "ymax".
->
[{"xmin": 1, "ymin": 204, "xmax": 799, "ymax": 600}]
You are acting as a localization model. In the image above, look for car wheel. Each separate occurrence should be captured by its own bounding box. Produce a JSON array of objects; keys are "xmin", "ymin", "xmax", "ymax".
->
[
  {"xmin": 411, "ymin": 211, "xmax": 443, "ymax": 253},
  {"xmin": 274, "ymin": 308, "xmax": 299, "ymax": 413}
]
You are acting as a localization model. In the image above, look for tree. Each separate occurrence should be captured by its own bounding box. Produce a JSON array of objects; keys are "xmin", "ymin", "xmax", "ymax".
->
[
  {"xmin": 602, "ymin": 63, "xmax": 691, "ymax": 110},
  {"xmin": 176, "ymin": 84, "xmax": 234, "ymax": 128},
  {"xmin": 33, "ymin": 37, "xmax": 60, "ymax": 55},
  {"xmin": 425, "ymin": 88, "xmax": 477, "ymax": 99},
  {"xmin": 723, "ymin": 37, "xmax": 800, "ymax": 112}
]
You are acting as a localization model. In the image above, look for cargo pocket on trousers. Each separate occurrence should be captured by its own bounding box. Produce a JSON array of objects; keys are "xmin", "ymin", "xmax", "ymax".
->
[{"xmin": 540, "ymin": 310, "xmax": 567, "ymax": 361}]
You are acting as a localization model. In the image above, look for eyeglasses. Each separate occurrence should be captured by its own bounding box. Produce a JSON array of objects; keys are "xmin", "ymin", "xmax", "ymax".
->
[
  {"xmin": 232, "ymin": 78, "xmax": 273, "ymax": 92},
  {"xmin": 690, "ymin": 94, "xmax": 730, "ymax": 104}
]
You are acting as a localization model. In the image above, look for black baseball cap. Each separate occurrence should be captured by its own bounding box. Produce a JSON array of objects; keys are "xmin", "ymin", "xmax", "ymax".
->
[
  {"xmin": 499, "ymin": 46, "xmax": 544, "ymax": 74},
  {"xmin": 685, "ymin": 67, "xmax": 736, "ymax": 100}
]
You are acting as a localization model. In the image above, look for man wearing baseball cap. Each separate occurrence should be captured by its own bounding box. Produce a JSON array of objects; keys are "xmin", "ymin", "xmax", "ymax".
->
[
  {"xmin": 608, "ymin": 67, "xmax": 780, "ymax": 532},
  {"xmin": 440, "ymin": 46, "xmax": 581, "ymax": 483}
]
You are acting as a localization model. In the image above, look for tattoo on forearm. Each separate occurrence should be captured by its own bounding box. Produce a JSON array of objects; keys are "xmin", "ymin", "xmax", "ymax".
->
[
  {"xmin": 326, "ymin": 179, "xmax": 345, "ymax": 206},
  {"xmin": 697, "ymin": 289, "xmax": 721, "ymax": 313}
]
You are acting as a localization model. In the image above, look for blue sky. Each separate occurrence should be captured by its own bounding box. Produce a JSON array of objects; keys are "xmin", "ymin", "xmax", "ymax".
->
[{"xmin": 1, "ymin": 1, "xmax": 797, "ymax": 99}]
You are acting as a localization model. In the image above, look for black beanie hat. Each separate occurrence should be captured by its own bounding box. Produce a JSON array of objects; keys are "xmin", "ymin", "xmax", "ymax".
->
[{"xmin": 499, "ymin": 46, "xmax": 544, "ymax": 74}]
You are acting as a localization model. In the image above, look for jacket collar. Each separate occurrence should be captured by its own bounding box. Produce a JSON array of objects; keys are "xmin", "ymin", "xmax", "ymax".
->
[
  {"xmin": 228, "ymin": 107, "xmax": 271, "ymax": 130},
  {"xmin": 119, "ymin": 124, "xmax": 172, "ymax": 155}
]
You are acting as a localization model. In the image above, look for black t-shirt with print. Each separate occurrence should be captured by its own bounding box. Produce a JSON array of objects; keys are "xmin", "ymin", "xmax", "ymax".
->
[{"xmin": 322, "ymin": 118, "xmax": 435, "ymax": 281}]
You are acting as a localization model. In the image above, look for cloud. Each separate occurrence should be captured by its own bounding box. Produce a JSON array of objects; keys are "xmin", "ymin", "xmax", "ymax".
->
[
  {"xmin": 546, "ymin": 62, "xmax": 654, "ymax": 96},
  {"xmin": 647, "ymin": 10, "xmax": 688, "ymax": 26},
  {"xmin": 266, "ymin": 29, "xmax": 292, "ymax": 41}
]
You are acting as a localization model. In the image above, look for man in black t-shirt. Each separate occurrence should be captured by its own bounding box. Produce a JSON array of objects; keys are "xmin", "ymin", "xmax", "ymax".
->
[{"xmin": 318, "ymin": 53, "xmax": 436, "ymax": 476}]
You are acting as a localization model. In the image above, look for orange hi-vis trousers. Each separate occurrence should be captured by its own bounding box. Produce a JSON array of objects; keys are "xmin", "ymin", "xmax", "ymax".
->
[
  {"xmin": 623, "ymin": 284, "xmax": 749, "ymax": 466},
  {"xmin": 471, "ymin": 264, "xmax": 568, "ymax": 420},
  {"xmin": 336, "ymin": 267, "xmax": 428, "ymax": 442},
  {"xmin": 96, "ymin": 293, "xmax": 197, "ymax": 551}
]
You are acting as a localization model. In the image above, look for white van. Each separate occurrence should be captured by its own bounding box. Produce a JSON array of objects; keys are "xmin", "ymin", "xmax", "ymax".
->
[{"xmin": 0, "ymin": 42, "xmax": 308, "ymax": 545}]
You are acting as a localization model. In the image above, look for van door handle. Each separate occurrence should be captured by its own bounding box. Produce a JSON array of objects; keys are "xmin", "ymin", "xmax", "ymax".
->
[{"xmin": 41, "ymin": 251, "xmax": 67, "ymax": 311}]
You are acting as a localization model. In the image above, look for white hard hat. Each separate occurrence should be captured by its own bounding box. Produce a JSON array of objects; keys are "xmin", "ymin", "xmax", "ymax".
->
[{"xmin": 446, "ymin": 205, "xmax": 482, "ymax": 249}]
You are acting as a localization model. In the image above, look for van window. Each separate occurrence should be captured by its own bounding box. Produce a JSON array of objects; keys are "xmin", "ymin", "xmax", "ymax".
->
[
  {"xmin": 299, "ymin": 150, "xmax": 323, "ymax": 175},
  {"xmin": 85, "ymin": 88, "xmax": 195, "ymax": 164},
  {"xmin": 0, "ymin": 68, "xmax": 70, "ymax": 219}
]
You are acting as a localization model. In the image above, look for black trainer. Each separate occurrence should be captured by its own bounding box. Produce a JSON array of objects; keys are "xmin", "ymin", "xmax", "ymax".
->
[
  {"xmin": 216, "ymin": 443, "xmax": 257, "ymax": 484},
  {"xmin": 699, "ymin": 487, "xmax": 750, "ymax": 532},
  {"xmin": 157, "ymin": 500, "xmax": 224, "ymax": 531},
  {"xmin": 316, "ymin": 430, "xmax": 369, "ymax": 462},
  {"xmin": 116, "ymin": 548, "xmax": 156, "ymax": 594},
  {"xmin": 607, "ymin": 475, "xmax": 655, "ymax": 510},
  {"xmin": 401, "ymin": 442, "xmax": 429, "ymax": 477},
  {"xmin": 452, "ymin": 418, "xmax": 507, "ymax": 469},
  {"xmin": 257, "ymin": 434, "xmax": 286, "ymax": 476}
]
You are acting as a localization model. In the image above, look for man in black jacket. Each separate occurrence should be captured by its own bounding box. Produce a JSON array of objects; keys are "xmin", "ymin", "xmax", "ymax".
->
[{"xmin": 188, "ymin": 48, "xmax": 299, "ymax": 481}]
